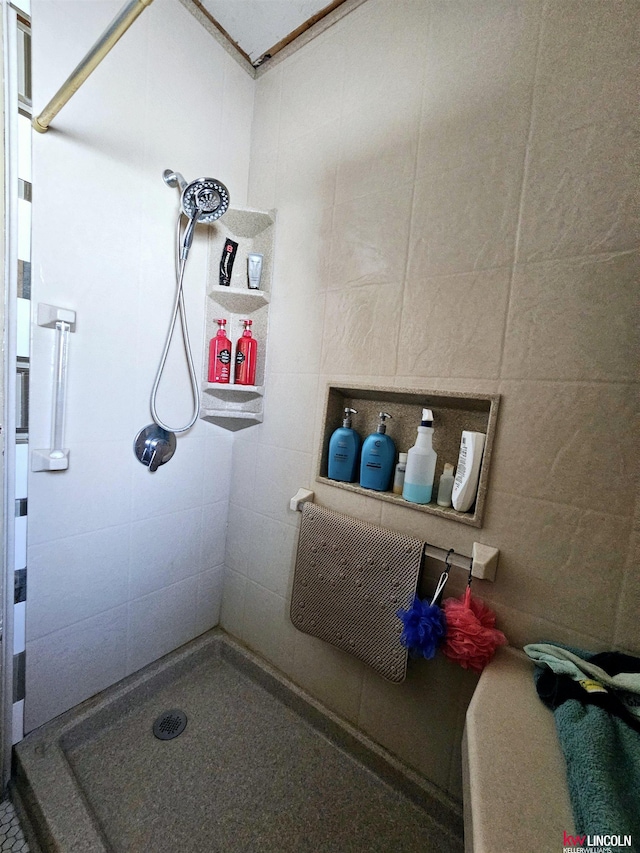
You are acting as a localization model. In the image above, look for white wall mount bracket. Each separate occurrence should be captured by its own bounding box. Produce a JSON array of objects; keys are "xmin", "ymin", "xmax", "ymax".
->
[
  {"xmin": 31, "ymin": 449, "xmax": 70, "ymax": 472},
  {"xmin": 471, "ymin": 543, "xmax": 500, "ymax": 582},
  {"xmin": 289, "ymin": 488, "xmax": 314, "ymax": 512},
  {"xmin": 37, "ymin": 302, "xmax": 76, "ymax": 331}
]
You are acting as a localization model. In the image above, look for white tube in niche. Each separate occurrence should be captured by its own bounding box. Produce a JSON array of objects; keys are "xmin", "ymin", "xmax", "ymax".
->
[{"xmin": 452, "ymin": 431, "xmax": 485, "ymax": 512}]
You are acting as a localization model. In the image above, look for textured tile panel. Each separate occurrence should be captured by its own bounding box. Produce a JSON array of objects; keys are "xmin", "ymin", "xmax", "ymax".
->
[
  {"xmin": 321, "ymin": 284, "xmax": 403, "ymax": 376},
  {"xmin": 502, "ymin": 252, "xmax": 640, "ymax": 381},
  {"xmin": 398, "ymin": 268, "xmax": 511, "ymax": 379},
  {"xmin": 493, "ymin": 381, "xmax": 637, "ymax": 517},
  {"xmin": 518, "ymin": 123, "xmax": 639, "ymax": 262},
  {"xmin": 478, "ymin": 490, "xmax": 629, "ymax": 643}
]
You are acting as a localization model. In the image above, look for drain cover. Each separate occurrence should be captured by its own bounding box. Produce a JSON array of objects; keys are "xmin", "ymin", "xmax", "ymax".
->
[{"xmin": 153, "ymin": 709, "xmax": 187, "ymax": 740}]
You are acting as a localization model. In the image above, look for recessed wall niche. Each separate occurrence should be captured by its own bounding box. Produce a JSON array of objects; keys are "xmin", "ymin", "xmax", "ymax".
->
[{"xmin": 318, "ymin": 385, "xmax": 500, "ymax": 528}]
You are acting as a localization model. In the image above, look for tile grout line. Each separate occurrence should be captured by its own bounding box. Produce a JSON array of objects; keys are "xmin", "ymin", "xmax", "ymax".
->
[
  {"xmin": 27, "ymin": 496, "xmax": 232, "ymax": 549},
  {"xmin": 496, "ymin": 2, "xmax": 547, "ymax": 381},
  {"xmin": 490, "ymin": 485, "xmax": 634, "ymax": 521},
  {"xmin": 316, "ymin": 243, "xmax": 640, "ymax": 286},
  {"xmin": 318, "ymin": 29, "xmax": 347, "ymax": 376},
  {"xmin": 611, "ymin": 510, "xmax": 638, "ymax": 650},
  {"xmin": 391, "ymin": 6, "xmax": 431, "ymax": 379},
  {"xmin": 29, "ymin": 565, "xmax": 221, "ymax": 650}
]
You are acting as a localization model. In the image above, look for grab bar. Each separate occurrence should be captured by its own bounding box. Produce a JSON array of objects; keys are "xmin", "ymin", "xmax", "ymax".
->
[{"xmin": 32, "ymin": 304, "xmax": 76, "ymax": 472}]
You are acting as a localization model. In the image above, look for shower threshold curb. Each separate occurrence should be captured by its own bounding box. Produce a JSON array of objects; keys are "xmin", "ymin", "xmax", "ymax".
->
[{"xmin": 13, "ymin": 628, "xmax": 463, "ymax": 852}]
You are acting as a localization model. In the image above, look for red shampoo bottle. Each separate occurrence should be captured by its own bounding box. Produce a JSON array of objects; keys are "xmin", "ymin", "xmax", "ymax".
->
[
  {"xmin": 234, "ymin": 319, "xmax": 257, "ymax": 386},
  {"xmin": 208, "ymin": 319, "xmax": 232, "ymax": 383}
]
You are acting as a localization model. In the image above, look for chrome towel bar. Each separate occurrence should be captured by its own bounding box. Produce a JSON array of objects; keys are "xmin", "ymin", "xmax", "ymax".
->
[{"xmin": 289, "ymin": 488, "xmax": 499, "ymax": 581}]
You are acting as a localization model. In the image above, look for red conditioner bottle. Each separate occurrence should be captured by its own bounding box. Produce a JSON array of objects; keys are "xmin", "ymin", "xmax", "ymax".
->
[
  {"xmin": 208, "ymin": 319, "xmax": 232, "ymax": 383},
  {"xmin": 234, "ymin": 319, "xmax": 257, "ymax": 386}
]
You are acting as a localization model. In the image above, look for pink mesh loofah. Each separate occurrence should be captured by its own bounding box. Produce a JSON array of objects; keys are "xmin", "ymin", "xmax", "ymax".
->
[{"xmin": 441, "ymin": 587, "xmax": 507, "ymax": 673}]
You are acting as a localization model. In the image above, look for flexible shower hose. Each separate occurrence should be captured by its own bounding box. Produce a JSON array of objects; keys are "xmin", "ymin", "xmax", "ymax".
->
[{"xmin": 149, "ymin": 214, "xmax": 201, "ymax": 433}]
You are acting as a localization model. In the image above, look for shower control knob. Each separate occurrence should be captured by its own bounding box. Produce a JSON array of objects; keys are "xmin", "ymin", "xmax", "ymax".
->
[{"xmin": 134, "ymin": 425, "xmax": 177, "ymax": 472}]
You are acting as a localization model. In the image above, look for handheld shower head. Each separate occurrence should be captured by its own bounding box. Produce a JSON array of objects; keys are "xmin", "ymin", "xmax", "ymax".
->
[
  {"xmin": 181, "ymin": 177, "xmax": 230, "ymax": 224},
  {"xmin": 163, "ymin": 170, "xmax": 231, "ymax": 258},
  {"xmin": 151, "ymin": 170, "xmax": 231, "ymax": 439},
  {"xmin": 163, "ymin": 170, "xmax": 230, "ymax": 223}
]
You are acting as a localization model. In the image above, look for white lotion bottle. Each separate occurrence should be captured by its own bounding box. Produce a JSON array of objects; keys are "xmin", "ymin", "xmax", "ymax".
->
[
  {"xmin": 402, "ymin": 409, "xmax": 437, "ymax": 504},
  {"xmin": 436, "ymin": 462, "xmax": 455, "ymax": 507},
  {"xmin": 452, "ymin": 431, "xmax": 486, "ymax": 512},
  {"xmin": 392, "ymin": 452, "xmax": 408, "ymax": 495}
]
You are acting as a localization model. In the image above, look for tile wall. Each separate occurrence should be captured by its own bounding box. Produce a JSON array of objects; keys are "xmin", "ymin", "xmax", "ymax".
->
[
  {"xmin": 223, "ymin": 0, "xmax": 640, "ymax": 800},
  {"xmin": 25, "ymin": 0, "xmax": 254, "ymax": 731},
  {"xmin": 23, "ymin": 0, "xmax": 638, "ymax": 805}
]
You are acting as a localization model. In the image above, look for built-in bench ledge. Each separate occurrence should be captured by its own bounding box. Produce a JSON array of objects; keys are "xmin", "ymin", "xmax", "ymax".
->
[{"xmin": 463, "ymin": 646, "xmax": 574, "ymax": 853}]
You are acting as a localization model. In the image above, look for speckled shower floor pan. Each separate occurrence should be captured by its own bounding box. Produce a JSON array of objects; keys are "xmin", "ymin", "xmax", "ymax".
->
[{"xmin": 14, "ymin": 630, "xmax": 463, "ymax": 853}]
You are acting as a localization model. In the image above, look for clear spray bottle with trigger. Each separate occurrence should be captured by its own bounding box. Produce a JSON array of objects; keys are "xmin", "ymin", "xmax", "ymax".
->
[{"xmin": 402, "ymin": 408, "xmax": 437, "ymax": 504}]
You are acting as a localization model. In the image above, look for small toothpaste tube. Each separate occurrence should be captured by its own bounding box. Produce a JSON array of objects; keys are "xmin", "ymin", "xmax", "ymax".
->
[
  {"xmin": 219, "ymin": 238, "xmax": 238, "ymax": 286},
  {"xmin": 247, "ymin": 253, "xmax": 263, "ymax": 290}
]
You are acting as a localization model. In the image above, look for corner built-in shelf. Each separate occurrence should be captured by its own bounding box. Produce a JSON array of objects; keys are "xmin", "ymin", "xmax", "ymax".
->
[
  {"xmin": 208, "ymin": 287, "xmax": 270, "ymax": 312},
  {"xmin": 200, "ymin": 207, "xmax": 275, "ymax": 431},
  {"xmin": 204, "ymin": 383, "xmax": 264, "ymax": 397},
  {"xmin": 200, "ymin": 408, "xmax": 264, "ymax": 432},
  {"xmin": 318, "ymin": 384, "xmax": 500, "ymax": 528}
]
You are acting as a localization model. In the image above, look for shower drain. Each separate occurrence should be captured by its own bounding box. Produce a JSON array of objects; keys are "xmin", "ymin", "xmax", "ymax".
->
[{"xmin": 152, "ymin": 709, "xmax": 188, "ymax": 740}]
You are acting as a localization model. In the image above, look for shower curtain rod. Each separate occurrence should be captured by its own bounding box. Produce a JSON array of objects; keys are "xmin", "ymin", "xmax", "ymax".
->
[{"xmin": 32, "ymin": 0, "xmax": 155, "ymax": 133}]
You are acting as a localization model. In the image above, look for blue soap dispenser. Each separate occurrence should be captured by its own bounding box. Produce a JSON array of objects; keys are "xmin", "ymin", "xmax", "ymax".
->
[
  {"xmin": 328, "ymin": 407, "xmax": 361, "ymax": 482},
  {"xmin": 360, "ymin": 412, "xmax": 396, "ymax": 491}
]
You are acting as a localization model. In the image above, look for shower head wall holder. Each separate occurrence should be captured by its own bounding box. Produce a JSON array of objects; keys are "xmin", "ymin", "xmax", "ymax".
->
[{"xmin": 162, "ymin": 169, "xmax": 187, "ymax": 192}]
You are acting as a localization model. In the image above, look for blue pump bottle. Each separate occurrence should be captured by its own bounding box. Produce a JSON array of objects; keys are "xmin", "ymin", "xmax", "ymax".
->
[
  {"xmin": 360, "ymin": 412, "xmax": 396, "ymax": 491},
  {"xmin": 328, "ymin": 407, "xmax": 361, "ymax": 482}
]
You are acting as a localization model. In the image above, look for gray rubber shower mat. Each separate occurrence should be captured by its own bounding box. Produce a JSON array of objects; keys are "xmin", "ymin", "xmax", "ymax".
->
[{"xmin": 14, "ymin": 631, "xmax": 463, "ymax": 853}]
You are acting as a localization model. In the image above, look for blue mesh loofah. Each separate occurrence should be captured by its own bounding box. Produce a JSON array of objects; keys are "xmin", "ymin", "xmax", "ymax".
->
[{"xmin": 397, "ymin": 596, "xmax": 447, "ymax": 660}]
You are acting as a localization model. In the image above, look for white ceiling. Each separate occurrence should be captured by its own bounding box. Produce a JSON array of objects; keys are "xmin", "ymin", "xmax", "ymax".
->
[{"xmin": 198, "ymin": 0, "xmax": 341, "ymax": 64}]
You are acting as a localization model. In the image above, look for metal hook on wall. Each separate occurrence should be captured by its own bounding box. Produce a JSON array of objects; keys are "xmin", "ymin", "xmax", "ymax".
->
[{"xmin": 430, "ymin": 549, "xmax": 455, "ymax": 607}]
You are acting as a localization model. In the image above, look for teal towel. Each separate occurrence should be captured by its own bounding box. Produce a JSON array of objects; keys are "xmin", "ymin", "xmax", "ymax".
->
[
  {"xmin": 551, "ymin": 692, "xmax": 640, "ymax": 841},
  {"xmin": 525, "ymin": 643, "xmax": 640, "ymax": 842}
]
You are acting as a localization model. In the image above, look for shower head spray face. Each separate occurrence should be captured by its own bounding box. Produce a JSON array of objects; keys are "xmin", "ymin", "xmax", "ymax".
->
[{"xmin": 181, "ymin": 178, "xmax": 230, "ymax": 223}]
